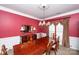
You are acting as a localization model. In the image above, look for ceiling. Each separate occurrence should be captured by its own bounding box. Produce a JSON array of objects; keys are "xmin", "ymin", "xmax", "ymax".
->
[{"xmin": 0, "ymin": 4, "xmax": 79, "ymax": 20}]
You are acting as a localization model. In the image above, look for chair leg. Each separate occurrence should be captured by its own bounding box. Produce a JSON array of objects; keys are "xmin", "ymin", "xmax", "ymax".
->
[
  {"xmin": 46, "ymin": 52, "xmax": 48, "ymax": 55},
  {"xmin": 54, "ymin": 50, "xmax": 56, "ymax": 55},
  {"xmin": 49, "ymin": 51, "xmax": 50, "ymax": 55},
  {"xmin": 46, "ymin": 51, "xmax": 50, "ymax": 55}
]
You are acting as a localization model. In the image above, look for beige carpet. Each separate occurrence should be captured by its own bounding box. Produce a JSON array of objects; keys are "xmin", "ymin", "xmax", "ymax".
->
[{"xmin": 50, "ymin": 47, "xmax": 79, "ymax": 55}]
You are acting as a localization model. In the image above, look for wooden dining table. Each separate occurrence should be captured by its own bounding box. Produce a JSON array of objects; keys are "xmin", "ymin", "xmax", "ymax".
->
[{"xmin": 13, "ymin": 37, "xmax": 49, "ymax": 55}]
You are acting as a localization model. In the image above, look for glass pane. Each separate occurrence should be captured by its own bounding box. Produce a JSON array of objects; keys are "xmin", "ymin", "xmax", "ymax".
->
[
  {"xmin": 56, "ymin": 23, "xmax": 63, "ymax": 45},
  {"xmin": 49, "ymin": 24, "xmax": 55, "ymax": 39}
]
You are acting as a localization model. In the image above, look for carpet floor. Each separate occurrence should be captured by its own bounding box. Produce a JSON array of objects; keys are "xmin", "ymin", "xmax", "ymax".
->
[{"xmin": 50, "ymin": 47, "xmax": 79, "ymax": 55}]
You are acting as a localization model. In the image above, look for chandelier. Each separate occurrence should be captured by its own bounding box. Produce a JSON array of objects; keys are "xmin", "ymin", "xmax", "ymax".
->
[{"xmin": 39, "ymin": 4, "xmax": 50, "ymax": 26}]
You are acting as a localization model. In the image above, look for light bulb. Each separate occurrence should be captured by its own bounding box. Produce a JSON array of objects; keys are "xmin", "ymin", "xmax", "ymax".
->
[
  {"xmin": 33, "ymin": 27, "xmax": 36, "ymax": 30},
  {"xmin": 42, "ymin": 21, "xmax": 45, "ymax": 25},
  {"xmin": 20, "ymin": 26, "xmax": 25, "ymax": 31},
  {"xmin": 39, "ymin": 21, "xmax": 42, "ymax": 26},
  {"xmin": 46, "ymin": 22, "xmax": 50, "ymax": 26}
]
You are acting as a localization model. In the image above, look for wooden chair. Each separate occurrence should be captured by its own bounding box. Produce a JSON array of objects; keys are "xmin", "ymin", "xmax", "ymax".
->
[
  {"xmin": 52, "ymin": 37, "xmax": 59, "ymax": 54},
  {"xmin": 46, "ymin": 37, "xmax": 59, "ymax": 55},
  {"xmin": 46, "ymin": 41, "xmax": 53, "ymax": 55},
  {"xmin": 0, "ymin": 45, "xmax": 8, "ymax": 55}
]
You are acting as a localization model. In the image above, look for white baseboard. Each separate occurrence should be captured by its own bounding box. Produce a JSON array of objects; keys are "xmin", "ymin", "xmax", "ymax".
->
[{"xmin": 69, "ymin": 36, "xmax": 79, "ymax": 50}]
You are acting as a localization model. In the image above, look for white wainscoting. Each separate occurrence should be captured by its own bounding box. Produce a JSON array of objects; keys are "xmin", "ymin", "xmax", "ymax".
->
[
  {"xmin": 0, "ymin": 36, "xmax": 79, "ymax": 51},
  {"xmin": 69, "ymin": 36, "xmax": 79, "ymax": 50},
  {"xmin": 0, "ymin": 36, "xmax": 21, "ymax": 50},
  {"xmin": 36, "ymin": 33, "xmax": 47, "ymax": 39}
]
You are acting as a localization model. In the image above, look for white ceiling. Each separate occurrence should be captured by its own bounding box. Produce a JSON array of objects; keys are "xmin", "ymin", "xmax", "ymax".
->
[{"xmin": 0, "ymin": 4, "xmax": 79, "ymax": 20}]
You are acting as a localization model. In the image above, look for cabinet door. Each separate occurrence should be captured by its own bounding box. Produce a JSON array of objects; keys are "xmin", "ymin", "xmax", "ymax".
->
[
  {"xmin": 21, "ymin": 36, "xmax": 30, "ymax": 43},
  {"xmin": 32, "ymin": 34, "xmax": 37, "ymax": 40}
]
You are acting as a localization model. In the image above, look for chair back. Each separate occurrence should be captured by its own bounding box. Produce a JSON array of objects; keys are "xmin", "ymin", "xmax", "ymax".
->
[{"xmin": 1, "ymin": 45, "xmax": 8, "ymax": 55}]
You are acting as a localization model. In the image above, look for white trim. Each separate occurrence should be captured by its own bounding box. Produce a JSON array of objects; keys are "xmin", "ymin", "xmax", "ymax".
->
[
  {"xmin": 0, "ymin": 6, "xmax": 79, "ymax": 21},
  {"xmin": 0, "ymin": 6, "xmax": 41, "ymax": 21},
  {"xmin": 45, "ymin": 9, "xmax": 79, "ymax": 20},
  {"xmin": 69, "ymin": 36, "xmax": 79, "ymax": 50}
]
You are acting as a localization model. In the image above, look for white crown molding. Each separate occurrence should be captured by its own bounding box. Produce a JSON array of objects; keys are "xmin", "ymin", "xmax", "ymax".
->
[
  {"xmin": 45, "ymin": 9, "xmax": 79, "ymax": 20},
  {"xmin": 0, "ymin": 6, "xmax": 79, "ymax": 21},
  {"xmin": 0, "ymin": 6, "xmax": 41, "ymax": 21}
]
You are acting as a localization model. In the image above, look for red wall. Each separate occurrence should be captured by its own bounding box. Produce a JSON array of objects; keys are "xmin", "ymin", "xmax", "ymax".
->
[
  {"xmin": 0, "ymin": 10, "xmax": 79, "ymax": 38},
  {"xmin": 69, "ymin": 13, "xmax": 79, "ymax": 37},
  {"xmin": 0, "ymin": 10, "xmax": 40, "ymax": 38}
]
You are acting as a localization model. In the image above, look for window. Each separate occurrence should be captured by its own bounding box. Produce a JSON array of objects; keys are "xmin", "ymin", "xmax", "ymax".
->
[
  {"xmin": 57, "ymin": 23, "xmax": 63, "ymax": 45},
  {"xmin": 49, "ymin": 24, "xmax": 55, "ymax": 39},
  {"xmin": 49, "ymin": 23, "xmax": 63, "ymax": 45}
]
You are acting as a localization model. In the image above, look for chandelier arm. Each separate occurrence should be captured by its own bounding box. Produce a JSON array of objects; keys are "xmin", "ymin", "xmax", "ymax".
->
[{"xmin": 39, "ymin": 5, "xmax": 50, "ymax": 26}]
